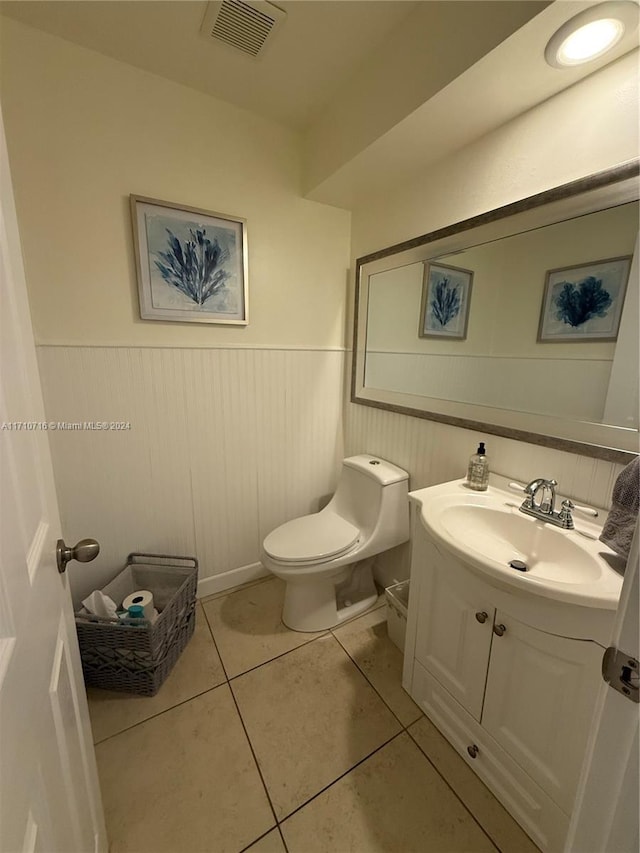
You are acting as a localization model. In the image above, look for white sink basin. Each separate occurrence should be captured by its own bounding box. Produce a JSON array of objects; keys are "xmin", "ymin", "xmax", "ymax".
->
[{"xmin": 412, "ymin": 475, "xmax": 623, "ymax": 609}]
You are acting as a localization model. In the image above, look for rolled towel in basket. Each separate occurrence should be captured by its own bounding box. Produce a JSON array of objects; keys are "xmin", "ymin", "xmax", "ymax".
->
[{"xmin": 599, "ymin": 457, "xmax": 639, "ymax": 560}]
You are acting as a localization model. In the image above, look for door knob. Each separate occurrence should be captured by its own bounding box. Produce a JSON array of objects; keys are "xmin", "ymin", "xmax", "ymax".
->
[
  {"xmin": 493, "ymin": 623, "xmax": 507, "ymax": 637},
  {"xmin": 475, "ymin": 611, "xmax": 488, "ymax": 624},
  {"xmin": 56, "ymin": 538, "xmax": 100, "ymax": 574}
]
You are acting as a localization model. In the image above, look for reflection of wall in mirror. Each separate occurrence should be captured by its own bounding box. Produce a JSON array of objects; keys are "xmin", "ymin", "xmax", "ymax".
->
[{"xmin": 365, "ymin": 202, "xmax": 638, "ymax": 426}]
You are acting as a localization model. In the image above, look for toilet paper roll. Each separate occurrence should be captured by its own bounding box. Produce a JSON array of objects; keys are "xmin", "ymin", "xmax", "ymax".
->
[{"xmin": 122, "ymin": 590, "xmax": 157, "ymax": 622}]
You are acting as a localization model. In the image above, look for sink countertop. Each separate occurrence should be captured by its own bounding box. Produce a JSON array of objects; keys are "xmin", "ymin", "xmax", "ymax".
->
[{"xmin": 410, "ymin": 474, "xmax": 624, "ymax": 610}]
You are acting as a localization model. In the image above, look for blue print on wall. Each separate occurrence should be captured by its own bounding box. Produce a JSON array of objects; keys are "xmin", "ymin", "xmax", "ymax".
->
[
  {"xmin": 538, "ymin": 256, "xmax": 631, "ymax": 342},
  {"xmin": 554, "ymin": 276, "xmax": 612, "ymax": 327},
  {"xmin": 420, "ymin": 262, "xmax": 473, "ymax": 340},
  {"xmin": 146, "ymin": 214, "xmax": 239, "ymax": 314},
  {"xmin": 155, "ymin": 227, "xmax": 231, "ymax": 307},
  {"xmin": 430, "ymin": 277, "xmax": 461, "ymax": 327}
]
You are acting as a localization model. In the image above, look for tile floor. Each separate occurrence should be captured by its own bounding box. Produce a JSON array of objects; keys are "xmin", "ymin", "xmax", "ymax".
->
[{"xmin": 88, "ymin": 576, "xmax": 540, "ymax": 853}]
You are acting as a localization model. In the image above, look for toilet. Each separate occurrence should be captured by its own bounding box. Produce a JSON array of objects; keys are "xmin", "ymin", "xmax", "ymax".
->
[{"xmin": 261, "ymin": 455, "xmax": 410, "ymax": 631}]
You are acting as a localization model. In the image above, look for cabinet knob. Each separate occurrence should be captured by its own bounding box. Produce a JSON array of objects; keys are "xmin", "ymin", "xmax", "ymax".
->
[
  {"xmin": 475, "ymin": 611, "xmax": 488, "ymax": 624},
  {"xmin": 493, "ymin": 623, "xmax": 507, "ymax": 637},
  {"xmin": 467, "ymin": 744, "xmax": 479, "ymax": 759}
]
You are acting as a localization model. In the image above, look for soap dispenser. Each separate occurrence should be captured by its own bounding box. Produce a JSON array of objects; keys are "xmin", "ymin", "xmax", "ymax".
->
[{"xmin": 467, "ymin": 442, "xmax": 489, "ymax": 491}]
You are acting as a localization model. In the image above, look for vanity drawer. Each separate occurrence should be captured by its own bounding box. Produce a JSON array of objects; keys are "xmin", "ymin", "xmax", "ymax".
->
[{"xmin": 411, "ymin": 660, "xmax": 569, "ymax": 853}]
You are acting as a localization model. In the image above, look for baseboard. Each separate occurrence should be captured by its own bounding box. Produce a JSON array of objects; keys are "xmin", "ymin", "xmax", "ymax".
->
[{"xmin": 197, "ymin": 562, "xmax": 270, "ymax": 598}]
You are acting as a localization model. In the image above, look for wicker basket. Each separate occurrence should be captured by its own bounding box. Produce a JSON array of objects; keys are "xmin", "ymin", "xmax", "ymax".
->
[{"xmin": 75, "ymin": 553, "xmax": 198, "ymax": 696}]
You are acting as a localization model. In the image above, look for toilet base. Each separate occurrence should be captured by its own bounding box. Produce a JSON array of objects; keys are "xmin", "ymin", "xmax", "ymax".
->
[{"xmin": 281, "ymin": 559, "xmax": 378, "ymax": 632}]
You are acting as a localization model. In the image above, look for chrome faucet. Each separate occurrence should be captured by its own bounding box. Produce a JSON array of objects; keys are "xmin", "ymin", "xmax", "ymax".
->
[{"xmin": 520, "ymin": 478, "xmax": 575, "ymax": 529}]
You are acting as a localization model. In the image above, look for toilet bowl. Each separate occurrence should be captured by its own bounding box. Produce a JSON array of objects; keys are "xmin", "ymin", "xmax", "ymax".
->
[{"xmin": 261, "ymin": 455, "xmax": 410, "ymax": 631}]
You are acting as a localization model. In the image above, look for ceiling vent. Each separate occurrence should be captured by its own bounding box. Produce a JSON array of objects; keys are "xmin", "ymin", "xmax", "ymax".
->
[{"xmin": 200, "ymin": 0, "xmax": 286, "ymax": 58}]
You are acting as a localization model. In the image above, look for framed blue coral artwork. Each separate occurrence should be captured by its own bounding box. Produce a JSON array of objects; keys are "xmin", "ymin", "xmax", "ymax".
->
[
  {"xmin": 419, "ymin": 262, "xmax": 473, "ymax": 339},
  {"xmin": 537, "ymin": 256, "xmax": 631, "ymax": 343},
  {"xmin": 131, "ymin": 196, "xmax": 248, "ymax": 325}
]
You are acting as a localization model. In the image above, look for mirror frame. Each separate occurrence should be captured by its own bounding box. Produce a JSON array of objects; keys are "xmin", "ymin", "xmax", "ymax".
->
[{"xmin": 352, "ymin": 162, "xmax": 639, "ymax": 464}]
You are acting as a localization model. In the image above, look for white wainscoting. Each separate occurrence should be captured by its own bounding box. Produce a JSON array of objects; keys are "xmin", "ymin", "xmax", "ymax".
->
[
  {"xmin": 37, "ymin": 344, "xmax": 627, "ymax": 604},
  {"xmin": 345, "ymin": 396, "xmax": 626, "ymax": 588},
  {"xmin": 37, "ymin": 346, "xmax": 345, "ymax": 606}
]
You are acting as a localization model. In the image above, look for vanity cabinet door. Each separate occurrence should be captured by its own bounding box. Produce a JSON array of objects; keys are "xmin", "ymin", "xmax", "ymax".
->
[
  {"xmin": 481, "ymin": 613, "xmax": 602, "ymax": 815},
  {"xmin": 414, "ymin": 544, "xmax": 495, "ymax": 721}
]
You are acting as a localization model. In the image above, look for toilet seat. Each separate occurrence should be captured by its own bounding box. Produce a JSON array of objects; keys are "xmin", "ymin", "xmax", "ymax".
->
[{"xmin": 263, "ymin": 512, "xmax": 359, "ymax": 564}]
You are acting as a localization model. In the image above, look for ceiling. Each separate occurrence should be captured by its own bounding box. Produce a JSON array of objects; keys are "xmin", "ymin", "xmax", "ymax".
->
[
  {"xmin": 306, "ymin": 2, "xmax": 640, "ymax": 206},
  {"xmin": 0, "ymin": 0, "xmax": 420, "ymax": 129},
  {"xmin": 0, "ymin": 0, "xmax": 551, "ymax": 133},
  {"xmin": 1, "ymin": 0, "xmax": 637, "ymax": 208}
]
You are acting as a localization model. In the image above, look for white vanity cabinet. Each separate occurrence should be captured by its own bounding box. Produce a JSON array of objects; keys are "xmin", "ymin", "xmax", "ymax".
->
[
  {"xmin": 413, "ymin": 540, "xmax": 495, "ymax": 721},
  {"xmin": 404, "ymin": 507, "xmax": 611, "ymax": 853},
  {"xmin": 481, "ymin": 611, "xmax": 602, "ymax": 816}
]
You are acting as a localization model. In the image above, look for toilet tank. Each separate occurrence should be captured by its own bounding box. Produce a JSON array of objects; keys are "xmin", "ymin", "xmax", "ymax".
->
[{"xmin": 328, "ymin": 455, "xmax": 410, "ymax": 553}]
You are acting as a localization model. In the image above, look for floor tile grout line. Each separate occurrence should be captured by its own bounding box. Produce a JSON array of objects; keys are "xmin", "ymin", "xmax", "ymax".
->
[
  {"xmin": 237, "ymin": 827, "xmax": 272, "ymax": 853},
  {"xmin": 276, "ymin": 823, "xmax": 289, "ymax": 853},
  {"xmin": 330, "ymin": 630, "xmax": 421, "ymax": 731},
  {"xmin": 276, "ymin": 729, "xmax": 406, "ymax": 827},
  {"xmin": 202, "ymin": 603, "xmax": 286, "ymax": 849},
  {"xmin": 91, "ymin": 680, "xmax": 228, "ymax": 747},
  {"xmin": 227, "ymin": 677, "xmax": 283, "ymax": 836},
  {"xmin": 237, "ymin": 824, "xmax": 288, "ymax": 853},
  {"xmin": 90, "ymin": 603, "xmax": 230, "ymax": 747},
  {"xmin": 202, "ymin": 584, "xmax": 385, "ymax": 684},
  {"xmin": 226, "ymin": 630, "xmax": 330, "ymax": 682},
  {"xmin": 406, "ymin": 725, "xmax": 504, "ymax": 853},
  {"xmin": 200, "ymin": 600, "xmax": 232, "ymax": 683}
]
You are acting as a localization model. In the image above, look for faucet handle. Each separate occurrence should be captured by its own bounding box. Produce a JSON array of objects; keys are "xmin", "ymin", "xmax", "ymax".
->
[
  {"xmin": 558, "ymin": 499, "xmax": 575, "ymax": 529},
  {"xmin": 571, "ymin": 502, "xmax": 599, "ymax": 518}
]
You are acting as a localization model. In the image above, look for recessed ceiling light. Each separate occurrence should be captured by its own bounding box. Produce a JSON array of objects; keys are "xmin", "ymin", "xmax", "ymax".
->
[{"xmin": 545, "ymin": 1, "xmax": 639, "ymax": 69}]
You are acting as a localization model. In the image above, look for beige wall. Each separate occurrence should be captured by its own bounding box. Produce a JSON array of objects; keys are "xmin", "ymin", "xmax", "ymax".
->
[{"xmin": 0, "ymin": 18, "xmax": 351, "ymax": 349}]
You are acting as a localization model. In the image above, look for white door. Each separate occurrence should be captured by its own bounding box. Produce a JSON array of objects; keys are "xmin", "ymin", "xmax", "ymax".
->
[
  {"xmin": 481, "ymin": 612, "xmax": 602, "ymax": 815},
  {"xmin": 565, "ymin": 526, "xmax": 639, "ymax": 853},
  {"xmin": 0, "ymin": 109, "xmax": 107, "ymax": 852}
]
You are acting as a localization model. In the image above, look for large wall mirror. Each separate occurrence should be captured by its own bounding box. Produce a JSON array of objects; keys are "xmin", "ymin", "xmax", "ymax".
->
[{"xmin": 352, "ymin": 164, "xmax": 639, "ymax": 463}]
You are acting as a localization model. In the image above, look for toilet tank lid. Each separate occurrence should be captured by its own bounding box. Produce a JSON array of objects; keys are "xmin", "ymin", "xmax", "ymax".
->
[{"xmin": 343, "ymin": 455, "xmax": 409, "ymax": 485}]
